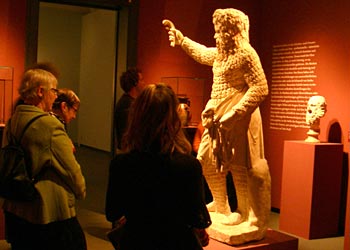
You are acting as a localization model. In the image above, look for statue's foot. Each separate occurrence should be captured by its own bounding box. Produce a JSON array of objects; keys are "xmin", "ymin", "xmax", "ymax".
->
[{"xmin": 221, "ymin": 212, "xmax": 242, "ymax": 225}]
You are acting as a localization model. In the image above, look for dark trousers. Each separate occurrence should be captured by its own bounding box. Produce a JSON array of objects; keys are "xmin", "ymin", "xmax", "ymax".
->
[{"xmin": 4, "ymin": 211, "xmax": 87, "ymax": 250}]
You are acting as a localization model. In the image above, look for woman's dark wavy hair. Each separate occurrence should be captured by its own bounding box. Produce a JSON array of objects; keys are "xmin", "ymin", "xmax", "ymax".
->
[
  {"xmin": 52, "ymin": 88, "xmax": 80, "ymax": 110},
  {"xmin": 122, "ymin": 83, "xmax": 192, "ymax": 155}
]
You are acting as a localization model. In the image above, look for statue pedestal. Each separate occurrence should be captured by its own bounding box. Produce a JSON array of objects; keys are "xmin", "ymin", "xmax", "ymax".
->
[
  {"xmin": 204, "ymin": 228, "xmax": 298, "ymax": 249},
  {"xmin": 280, "ymin": 141, "xmax": 343, "ymax": 239},
  {"xmin": 207, "ymin": 214, "xmax": 264, "ymax": 246}
]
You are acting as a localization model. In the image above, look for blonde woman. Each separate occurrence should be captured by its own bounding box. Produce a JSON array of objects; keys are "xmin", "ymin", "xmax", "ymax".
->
[{"xmin": 1, "ymin": 68, "xmax": 86, "ymax": 250}]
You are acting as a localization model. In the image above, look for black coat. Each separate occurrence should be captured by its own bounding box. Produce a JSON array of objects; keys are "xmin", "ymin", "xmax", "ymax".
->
[
  {"xmin": 105, "ymin": 151, "xmax": 211, "ymax": 250},
  {"xmin": 114, "ymin": 94, "xmax": 134, "ymax": 150}
]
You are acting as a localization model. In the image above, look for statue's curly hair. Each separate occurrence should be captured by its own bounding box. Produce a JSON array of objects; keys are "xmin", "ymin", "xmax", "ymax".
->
[{"xmin": 213, "ymin": 8, "xmax": 250, "ymax": 51}]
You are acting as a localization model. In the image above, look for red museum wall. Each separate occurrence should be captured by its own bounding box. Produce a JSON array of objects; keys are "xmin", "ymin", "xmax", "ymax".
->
[
  {"xmin": 0, "ymin": 0, "xmax": 27, "ymax": 240},
  {"xmin": 0, "ymin": 0, "xmax": 27, "ymax": 108},
  {"xmin": 1, "ymin": 0, "xmax": 350, "ymax": 248}
]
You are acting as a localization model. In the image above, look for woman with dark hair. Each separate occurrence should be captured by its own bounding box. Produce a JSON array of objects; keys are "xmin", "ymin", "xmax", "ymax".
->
[
  {"xmin": 105, "ymin": 83, "xmax": 211, "ymax": 250},
  {"xmin": 51, "ymin": 88, "xmax": 80, "ymax": 153},
  {"xmin": 52, "ymin": 88, "xmax": 80, "ymax": 127}
]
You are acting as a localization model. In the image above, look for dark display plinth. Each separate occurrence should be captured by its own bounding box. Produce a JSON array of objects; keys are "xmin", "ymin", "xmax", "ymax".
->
[
  {"xmin": 0, "ymin": 210, "xmax": 4, "ymax": 239},
  {"xmin": 204, "ymin": 229, "xmax": 298, "ymax": 250},
  {"xmin": 280, "ymin": 141, "xmax": 343, "ymax": 239}
]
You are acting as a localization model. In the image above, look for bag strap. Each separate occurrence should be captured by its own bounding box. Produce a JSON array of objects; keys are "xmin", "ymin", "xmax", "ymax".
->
[
  {"xmin": 8, "ymin": 114, "xmax": 48, "ymax": 180},
  {"xmin": 8, "ymin": 114, "xmax": 48, "ymax": 144},
  {"xmin": 18, "ymin": 114, "xmax": 48, "ymax": 143}
]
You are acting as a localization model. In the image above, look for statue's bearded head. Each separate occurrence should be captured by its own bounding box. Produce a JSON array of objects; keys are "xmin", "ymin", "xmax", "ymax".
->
[{"xmin": 213, "ymin": 8, "xmax": 250, "ymax": 54}]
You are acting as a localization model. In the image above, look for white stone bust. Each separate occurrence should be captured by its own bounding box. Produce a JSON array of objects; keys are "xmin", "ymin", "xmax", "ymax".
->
[{"xmin": 305, "ymin": 95, "xmax": 327, "ymax": 142}]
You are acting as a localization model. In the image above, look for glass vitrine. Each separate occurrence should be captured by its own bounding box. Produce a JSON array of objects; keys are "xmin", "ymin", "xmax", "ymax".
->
[{"xmin": 160, "ymin": 76, "xmax": 206, "ymax": 127}]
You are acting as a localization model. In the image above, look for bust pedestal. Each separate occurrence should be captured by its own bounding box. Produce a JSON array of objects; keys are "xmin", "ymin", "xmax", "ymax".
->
[{"xmin": 280, "ymin": 141, "xmax": 343, "ymax": 239}]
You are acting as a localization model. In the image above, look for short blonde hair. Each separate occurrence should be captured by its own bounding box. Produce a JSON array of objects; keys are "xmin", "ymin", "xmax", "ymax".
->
[{"xmin": 18, "ymin": 68, "xmax": 57, "ymax": 104}]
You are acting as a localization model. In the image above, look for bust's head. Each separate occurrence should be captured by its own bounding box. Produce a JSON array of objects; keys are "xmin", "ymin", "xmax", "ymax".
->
[{"xmin": 306, "ymin": 95, "xmax": 327, "ymax": 125}]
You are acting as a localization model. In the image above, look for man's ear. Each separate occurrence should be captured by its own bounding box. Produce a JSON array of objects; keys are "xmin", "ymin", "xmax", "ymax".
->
[{"xmin": 37, "ymin": 86, "xmax": 45, "ymax": 98}]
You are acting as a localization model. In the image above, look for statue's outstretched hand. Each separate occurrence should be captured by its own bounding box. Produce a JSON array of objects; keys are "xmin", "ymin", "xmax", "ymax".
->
[{"xmin": 162, "ymin": 19, "xmax": 184, "ymax": 47}]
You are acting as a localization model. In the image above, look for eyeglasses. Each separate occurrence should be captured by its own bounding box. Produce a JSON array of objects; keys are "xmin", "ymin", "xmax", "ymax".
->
[
  {"xmin": 70, "ymin": 106, "xmax": 78, "ymax": 113},
  {"xmin": 40, "ymin": 86, "xmax": 59, "ymax": 95},
  {"xmin": 50, "ymin": 88, "xmax": 59, "ymax": 95}
]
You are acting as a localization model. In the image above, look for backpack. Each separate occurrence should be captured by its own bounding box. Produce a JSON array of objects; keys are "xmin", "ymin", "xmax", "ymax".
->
[{"xmin": 0, "ymin": 114, "xmax": 46, "ymax": 201}]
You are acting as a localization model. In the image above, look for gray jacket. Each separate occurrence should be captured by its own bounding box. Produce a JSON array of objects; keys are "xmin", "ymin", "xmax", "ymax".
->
[{"xmin": 1, "ymin": 105, "xmax": 86, "ymax": 224}]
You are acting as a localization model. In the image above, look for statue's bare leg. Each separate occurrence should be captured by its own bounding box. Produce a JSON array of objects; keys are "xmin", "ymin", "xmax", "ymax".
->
[{"xmin": 247, "ymin": 159, "xmax": 271, "ymax": 228}]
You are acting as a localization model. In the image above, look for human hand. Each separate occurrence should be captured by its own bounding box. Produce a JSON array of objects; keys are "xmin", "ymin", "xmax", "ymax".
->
[
  {"xmin": 193, "ymin": 228, "xmax": 209, "ymax": 246},
  {"xmin": 162, "ymin": 19, "xmax": 184, "ymax": 47},
  {"xmin": 201, "ymin": 109, "xmax": 214, "ymax": 128}
]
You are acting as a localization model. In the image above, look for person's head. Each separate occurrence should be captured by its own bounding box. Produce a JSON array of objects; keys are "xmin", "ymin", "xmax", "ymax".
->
[
  {"xmin": 120, "ymin": 68, "xmax": 146, "ymax": 97},
  {"xmin": 18, "ymin": 68, "xmax": 58, "ymax": 112},
  {"xmin": 52, "ymin": 88, "xmax": 80, "ymax": 124},
  {"xmin": 306, "ymin": 95, "xmax": 327, "ymax": 125},
  {"xmin": 213, "ymin": 8, "xmax": 250, "ymax": 52},
  {"xmin": 122, "ymin": 83, "xmax": 192, "ymax": 154}
]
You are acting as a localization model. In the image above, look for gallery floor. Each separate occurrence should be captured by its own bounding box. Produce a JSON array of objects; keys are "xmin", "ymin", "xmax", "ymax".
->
[{"xmin": 0, "ymin": 146, "xmax": 345, "ymax": 250}]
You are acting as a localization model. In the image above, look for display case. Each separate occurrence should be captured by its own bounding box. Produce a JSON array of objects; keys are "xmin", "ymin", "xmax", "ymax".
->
[
  {"xmin": 0, "ymin": 66, "xmax": 14, "ymax": 126},
  {"xmin": 160, "ymin": 76, "xmax": 206, "ymax": 126},
  {"xmin": 0, "ymin": 66, "xmax": 13, "ymax": 240}
]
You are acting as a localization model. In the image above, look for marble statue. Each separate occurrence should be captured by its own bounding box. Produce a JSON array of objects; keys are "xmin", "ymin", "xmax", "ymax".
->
[
  {"xmin": 163, "ymin": 8, "xmax": 271, "ymax": 245},
  {"xmin": 305, "ymin": 95, "xmax": 327, "ymax": 143}
]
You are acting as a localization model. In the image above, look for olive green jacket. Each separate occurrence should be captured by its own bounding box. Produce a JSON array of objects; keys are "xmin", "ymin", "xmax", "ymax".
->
[{"xmin": 1, "ymin": 105, "xmax": 86, "ymax": 224}]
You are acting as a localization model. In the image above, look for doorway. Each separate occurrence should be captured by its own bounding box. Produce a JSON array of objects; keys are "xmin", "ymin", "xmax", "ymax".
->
[
  {"xmin": 38, "ymin": 2, "xmax": 117, "ymax": 152},
  {"xmin": 26, "ymin": 0, "xmax": 132, "ymax": 153}
]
